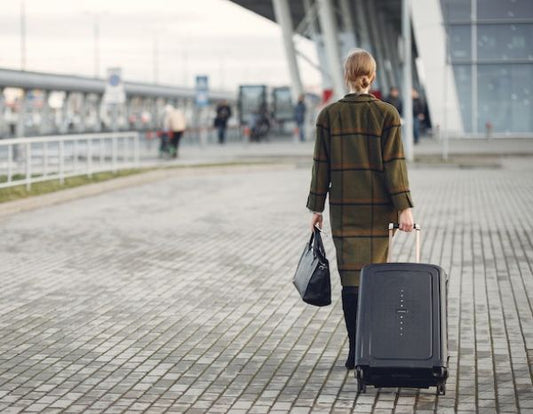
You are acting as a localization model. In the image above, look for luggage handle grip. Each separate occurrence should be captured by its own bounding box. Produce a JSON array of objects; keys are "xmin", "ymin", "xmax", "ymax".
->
[{"xmin": 387, "ymin": 223, "xmax": 421, "ymax": 263}]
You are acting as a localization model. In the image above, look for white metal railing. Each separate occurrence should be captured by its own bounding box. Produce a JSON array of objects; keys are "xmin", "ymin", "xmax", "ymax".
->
[{"xmin": 0, "ymin": 132, "xmax": 140, "ymax": 190}]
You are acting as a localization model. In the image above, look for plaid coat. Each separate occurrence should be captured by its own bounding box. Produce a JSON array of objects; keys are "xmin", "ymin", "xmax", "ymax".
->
[{"xmin": 306, "ymin": 93, "xmax": 414, "ymax": 287}]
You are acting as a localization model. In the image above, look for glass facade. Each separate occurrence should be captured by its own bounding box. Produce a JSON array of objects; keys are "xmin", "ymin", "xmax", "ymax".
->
[{"xmin": 441, "ymin": 0, "xmax": 533, "ymax": 134}]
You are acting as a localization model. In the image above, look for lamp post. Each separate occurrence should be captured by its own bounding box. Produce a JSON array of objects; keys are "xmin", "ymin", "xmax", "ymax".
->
[
  {"xmin": 20, "ymin": 0, "xmax": 26, "ymax": 71},
  {"xmin": 83, "ymin": 11, "xmax": 107, "ymax": 78}
]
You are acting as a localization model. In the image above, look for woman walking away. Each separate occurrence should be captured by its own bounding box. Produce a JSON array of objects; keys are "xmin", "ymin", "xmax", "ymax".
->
[
  {"xmin": 306, "ymin": 49, "xmax": 415, "ymax": 369},
  {"xmin": 164, "ymin": 105, "xmax": 187, "ymax": 158}
]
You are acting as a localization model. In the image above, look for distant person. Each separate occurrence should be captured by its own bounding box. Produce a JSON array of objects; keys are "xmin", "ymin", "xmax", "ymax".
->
[
  {"xmin": 164, "ymin": 105, "xmax": 187, "ymax": 158},
  {"xmin": 250, "ymin": 103, "xmax": 271, "ymax": 142},
  {"xmin": 412, "ymin": 89, "xmax": 425, "ymax": 144},
  {"xmin": 214, "ymin": 100, "xmax": 232, "ymax": 144},
  {"xmin": 385, "ymin": 87, "xmax": 402, "ymax": 115},
  {"xmin": 294, "ymin": 94, "xmax": 307, "ymax": 142}
]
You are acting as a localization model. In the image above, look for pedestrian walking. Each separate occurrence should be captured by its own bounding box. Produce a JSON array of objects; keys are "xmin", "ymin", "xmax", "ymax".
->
[
  {"xmin": 385, "ymin": 86, "xmax": 402, "ymax": 115},
  {"xmin": 412, "ymin": 88, "xmax": 425, "ymax": 144},
  {"xmin": 294, "ymin": 94, "xmax": 307, "ymax": 142},
  {"xmin": 164, "ymin": 105, "xmax": 187, "ymax": 158},
  {"xmin": 214, "ymin": 100, "xmax": 232, "ymax": 144},
  {"xmin": 306, "ymin": 49, "xmax": 415, "ymax": 369}
]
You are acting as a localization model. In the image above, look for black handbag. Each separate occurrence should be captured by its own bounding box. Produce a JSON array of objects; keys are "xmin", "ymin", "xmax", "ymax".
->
[{"xmin": 293, "ymin": 227, "xmax": 331, "ymax": 306}]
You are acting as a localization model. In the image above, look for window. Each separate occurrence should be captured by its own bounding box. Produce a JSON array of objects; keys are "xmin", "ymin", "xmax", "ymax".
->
[
  {"xmin": 477, "ymin": 0, "xmax": 533, "ymax": 20},
  {"xmin": 448, "ymin": 25, "xmax": 472, "ymax": 61},
  {"xmin": 477, "ymin": 24, "xmax": 533, "ymax": 60},
  {"xmin": 477, "ymin": 64, "xmax": 533, "ymax": 132},
  {"xmin": 441, "ymin": 0, "xmax": 471, "ymax": 22}
]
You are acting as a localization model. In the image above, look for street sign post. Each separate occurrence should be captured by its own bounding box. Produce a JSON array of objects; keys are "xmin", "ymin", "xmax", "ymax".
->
[
  {"xmin": 195, "ymin": 75, "xmax": 209, "ymax": 145},
  {"xmin": 195, "ymin": 75, "xmax": 209, "ymax": 107},
  {"xmin": 103, "ymin": 68, "xmax": 125, "ymax": 132}
]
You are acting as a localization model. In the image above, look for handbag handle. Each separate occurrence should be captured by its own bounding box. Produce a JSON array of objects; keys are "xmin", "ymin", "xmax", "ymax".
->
[
  {"xmin": 387, "ymin": 223, "xmax": 421, "ymax": 263},
  {"xmin": 309, "ymin": 227, "xmax": 327, "ymax": 259}
]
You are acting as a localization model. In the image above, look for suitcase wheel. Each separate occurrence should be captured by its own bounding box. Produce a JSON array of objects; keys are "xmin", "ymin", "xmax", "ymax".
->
[
  {"xmin": 357, "ymin": 379, "xmax": 366, "ymax": 393},
  {"xmin": 355, "ymin": 367, "xmax": 366, "ymax": 393},
  {"xmin": 437, "ymin": 383, "xmax": 446, "ymax": 396}
]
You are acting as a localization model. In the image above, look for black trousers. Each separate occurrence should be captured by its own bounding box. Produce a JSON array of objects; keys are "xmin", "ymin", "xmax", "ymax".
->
[{"xmin": 170, "ymin": 131, "xmax": 183, "ymax": 154}]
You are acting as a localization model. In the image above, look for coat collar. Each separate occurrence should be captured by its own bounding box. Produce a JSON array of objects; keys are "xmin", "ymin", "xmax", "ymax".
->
[{"xmin": 339, "ymin": 93, "xmax": 377, "ymax": 103}]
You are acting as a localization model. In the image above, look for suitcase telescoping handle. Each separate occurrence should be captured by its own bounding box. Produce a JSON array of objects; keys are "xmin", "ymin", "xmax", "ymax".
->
[{"xmin": 387, "ymin": 223, "xmax": 421, "ymax": 263}]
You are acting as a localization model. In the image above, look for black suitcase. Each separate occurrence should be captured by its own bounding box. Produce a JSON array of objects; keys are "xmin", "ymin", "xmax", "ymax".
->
[{"xmin": 354, "ymin": 224, "xmax": 448, "ymax": 395}]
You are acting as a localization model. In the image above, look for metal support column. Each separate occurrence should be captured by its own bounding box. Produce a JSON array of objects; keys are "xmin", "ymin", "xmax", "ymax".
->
[
  {"xmin": 317, "ymin": 0, "xmax": 345, "ymax": 98},
  {"xmin": 95, "ymin": 94, "xmax": 103, "ymax": 132},
  {"xmin": 383, "ymin": 19, "xmax": 402, "ymax": 89},
  {"xmin": 79, "ymin": 93, "xmax": 88, "ymax": 133},
  {"xmin": 377, "ymin": 11, "xmax": 397, "ymax": 89},
  {"xmin": 402, "ymin": 0, "xmax": 414, "ymax": 162},
  {"xmin": 272, "ymin": 0, "xmax": 303, "ymax": 100},
  {"xmin": 354, "ymin": 0, "xmax": 372, "ymax": 52},
  {"xmin": 16, "ymin": 90, "xmax": 26, "ymax": 138},
  {"xmin": 61, "ymin": 91, "xmax": 70, "ymax": 134},
  {"xmin": 40, "ymin": 90, "xmax": 51, "ymax": 135},
  {"xmin": 339, "ymin": 0, "xmax": 357, "ymax": 48},
  {"xmin": 365, "ymin": 0, "xmax": 389, "ymax": 92}
]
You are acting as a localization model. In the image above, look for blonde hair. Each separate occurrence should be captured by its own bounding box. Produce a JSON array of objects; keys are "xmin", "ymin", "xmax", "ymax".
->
[{"xmin": 344, "ymin": 49, "xmax": 376, "ymax": 92}]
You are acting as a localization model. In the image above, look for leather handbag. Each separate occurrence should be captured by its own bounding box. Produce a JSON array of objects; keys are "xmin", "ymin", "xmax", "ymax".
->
[{"xmin": 293, "ymin": 227, "xmax": 331, "ymax": 306}]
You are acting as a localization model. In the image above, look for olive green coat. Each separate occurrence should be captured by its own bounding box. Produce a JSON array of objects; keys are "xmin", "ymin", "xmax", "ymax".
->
[{"xmin": 306, "ymin": 93, "xmax": 414, "ymax": 287}]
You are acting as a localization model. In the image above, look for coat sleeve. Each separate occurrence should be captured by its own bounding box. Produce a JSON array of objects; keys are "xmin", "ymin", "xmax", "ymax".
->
[
  {"xmin": 306, "ymin": 108, "xmax": 331, "ymax": 213},
  {"xmin": 381, "ymin": 110, "xmax": 414, "ymax": 211}
]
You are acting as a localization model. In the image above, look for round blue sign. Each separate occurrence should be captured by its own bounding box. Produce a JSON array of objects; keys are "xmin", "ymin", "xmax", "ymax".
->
[{"xmin": 109, "ymin": 74, "xmax": 120, "ymax": 86}]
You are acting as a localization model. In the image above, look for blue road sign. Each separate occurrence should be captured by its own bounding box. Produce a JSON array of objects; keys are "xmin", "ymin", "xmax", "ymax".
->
[{"xmin": 195, "ymin": 75, "xmax": 209, "ymax": 107}]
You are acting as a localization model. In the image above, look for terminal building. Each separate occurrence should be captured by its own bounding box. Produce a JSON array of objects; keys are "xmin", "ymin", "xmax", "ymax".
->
[{"xmin": 230, "ymin": 0, "xmax": 533, "ymax": 137}]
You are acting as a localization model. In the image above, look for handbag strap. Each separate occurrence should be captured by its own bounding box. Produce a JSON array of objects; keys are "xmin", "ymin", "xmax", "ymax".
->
[{"xmin": 312, "ymin": 228, "xmax": 327, "ymax": 259}]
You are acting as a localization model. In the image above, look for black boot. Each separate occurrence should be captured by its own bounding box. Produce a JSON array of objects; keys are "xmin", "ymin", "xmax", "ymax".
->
[{"xmin": 342, "ymin": 287, "xmax": 358, "ymax": 369}]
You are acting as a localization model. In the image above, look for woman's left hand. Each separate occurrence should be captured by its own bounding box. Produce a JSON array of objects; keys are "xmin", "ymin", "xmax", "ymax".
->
[{"xmin": 310, "ymin": 213, "xmax": 323, "ymax": 232}]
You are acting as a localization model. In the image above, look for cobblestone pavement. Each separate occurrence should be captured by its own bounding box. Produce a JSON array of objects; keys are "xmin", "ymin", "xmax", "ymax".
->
[{"xmin": 0, "ymin": 157, "xmax": 532, "ymax": 414}]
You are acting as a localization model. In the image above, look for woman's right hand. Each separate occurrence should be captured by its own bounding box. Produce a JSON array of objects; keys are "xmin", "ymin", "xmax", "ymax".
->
[
  {"xmin": 310, "ymin": 213, "xmax": 323, "ymax": 232},
  {"xmin": 398, "ymin": 208, "xmax": 414, "ymax": 232}
]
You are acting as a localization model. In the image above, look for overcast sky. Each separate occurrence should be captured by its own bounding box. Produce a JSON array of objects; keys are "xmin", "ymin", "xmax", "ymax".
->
[{"xmin": 0, "ymin": 0, "xmax": 321, "ymax": 93}]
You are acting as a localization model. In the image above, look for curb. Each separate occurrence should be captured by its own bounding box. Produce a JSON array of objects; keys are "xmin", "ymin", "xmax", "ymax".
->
[{"xmin": 0, "ymin": 162, "xmax": 293, "ymax": 220}]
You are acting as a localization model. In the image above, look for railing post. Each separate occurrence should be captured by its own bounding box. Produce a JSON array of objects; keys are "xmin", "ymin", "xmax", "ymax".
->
[
  {"xmin": 112, "ymin": 134, "xmax": 117, "ymax": 173},
  {"xmin": 100, "ymin": 138, "xmax": 104, "ymax": 166},
  {"xmin": 134, "ymin": 133, "xmax": 140, "ymax": 167},
  {"xmin": 43, "ymin": 142, "xmax": 48, "ymax": 177},
  {"xmin": 59, "ymin": 139, "xmax": 65, "ymax": 185},
  {"xmin": 87, "ymin": 138, "xmax": 92, "ymax": 178},
  {"xmin": 7, "ymin": 144, "xmax": 13, "ymax": 183},
  {"xmin": 25, "ymin": 142, "xmax": 32, "ymax": 191},
  {"xmin": 73, "ymin": 139, "xmax": 77, "ymax": 172}
]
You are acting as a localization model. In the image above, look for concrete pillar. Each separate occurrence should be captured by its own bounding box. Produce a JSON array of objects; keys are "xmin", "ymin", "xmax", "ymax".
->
[
  {"xmin": 383, "ymin": 20, "xmax": 402, "ymax": 89},
  {"xmin": 317, "ymin": 0, "xmax": 345, "ymax": 98},
  {"xmin": 377, "ymin": 12, "xmax": 396, "ymax": 90},
  {"xmin": 16, "ymin": 90, "xmax": 27, "ymax": 137},
  {"xmin": 95, "ymin": 94, "xmax": 103, "ymax": 132},
  {"xmin": 353, "ymin": 0, "xmax": 372, "ymax": 52},
  {"xmin": 39, "ymin": 90, "xmax": 51, "ymax": 135},
  {"xmin": 365, "ymin": 0, "xmax": 389, "ymax": 92},
  {"xmin": 272, "ymin": 0, "xmax": 304, "ymax": 100},
  {"xmin": 402, "ymin": 0, "xmax": 414, "ymax": 162},
  {"xmin": 61, "ymin": 92, "xmax": 70, "ymax": 134},
  {"xmin": 339, "ymin": 0, "xmax": 357, "ymax": 49},
  {"xmin": 78, "ymin": 93, "xmax": 88, "ymax": 133}
]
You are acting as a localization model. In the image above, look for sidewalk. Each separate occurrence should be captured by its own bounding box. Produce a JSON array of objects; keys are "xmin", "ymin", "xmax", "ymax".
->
[{"xmin": 0, "ymin": 146, "xmax": 532, "ymax": 413}]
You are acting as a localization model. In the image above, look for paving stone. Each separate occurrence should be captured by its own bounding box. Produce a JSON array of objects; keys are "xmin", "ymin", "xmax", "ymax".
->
[{"xmin": 1, "ymin": 158, "xmax": 533, "ymax": 413}]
